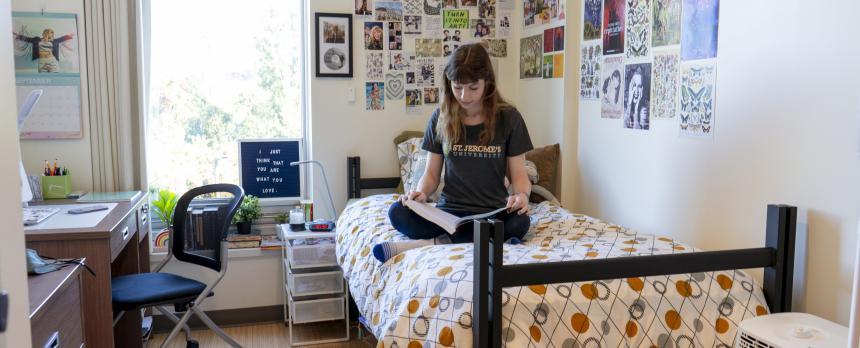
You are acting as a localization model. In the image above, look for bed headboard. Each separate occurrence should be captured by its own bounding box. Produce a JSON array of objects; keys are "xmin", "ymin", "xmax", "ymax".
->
[{"xmin": 347, "ymin": 157, "xmax": 401, "ymax": 199}]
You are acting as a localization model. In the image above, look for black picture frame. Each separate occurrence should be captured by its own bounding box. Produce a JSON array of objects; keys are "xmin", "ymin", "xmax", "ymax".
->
[{"xmin": 315, "ymin": 13, "xmax": 353, "ymax": 78}]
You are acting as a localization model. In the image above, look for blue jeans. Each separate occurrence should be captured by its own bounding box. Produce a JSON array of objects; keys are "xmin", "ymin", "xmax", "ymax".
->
[{"xmin": 387, "ymin": 201, "xmax": 530, "ymax": 244}]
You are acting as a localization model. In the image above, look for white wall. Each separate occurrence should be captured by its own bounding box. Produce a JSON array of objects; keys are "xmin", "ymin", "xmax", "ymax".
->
[
  {"xmin": 12, "ymin": 0, "xmax": 94, "ymax": 192},
  {"xmin": 573, "ymin": 0, "xmax": 860, "ymax": 324},
  {"xmin": 0, "ymin": 0, "xmax": 32, "ymax": 345},
  {"xmin": 151, "ymin": 251, "xmax": 283, "ymax": 311},
  {"xmin": 308, "ymin": 0, "xmax": 522, "ymax": 219},
  {"xmin": 512, "ymin": 2, "xmax": 580, "ymax": 204}
]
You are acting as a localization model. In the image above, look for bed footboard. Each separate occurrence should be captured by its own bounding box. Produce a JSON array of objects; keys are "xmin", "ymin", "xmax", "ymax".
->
[{"xmin": 472, "ymin": 204, "xmax": 797, "ymax": 348}]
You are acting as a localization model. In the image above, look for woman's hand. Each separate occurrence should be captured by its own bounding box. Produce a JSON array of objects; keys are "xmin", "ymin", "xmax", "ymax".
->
[
  {"xmin": 505, "ymin": 192, "xmax": 530, "ymax": 215},
  {"xmin": 400, "ymin": 190, "xmax": 428, "ymax": 203}
]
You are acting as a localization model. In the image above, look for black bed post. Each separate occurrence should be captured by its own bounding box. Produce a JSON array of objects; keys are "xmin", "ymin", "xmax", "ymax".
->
[
  {"xmin": 762, "ymin": 204, "xmax": 797, "ymax": 313},
  {"xmin": 347, "ymin": 157, "xmax": 360, "ymax": 199},
  {"xmin": 473, "ymin": 220, "xmax": 490, "ymax": 348},
  {"xmin": 473, "ymin": 219, "xmax": 505, "ymax": 348}
]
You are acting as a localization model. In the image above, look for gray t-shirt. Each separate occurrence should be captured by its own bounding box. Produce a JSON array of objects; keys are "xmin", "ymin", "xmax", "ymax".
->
[{"xmin": 422, "ymin": 107, "xmax": 534, "ymax": 213}]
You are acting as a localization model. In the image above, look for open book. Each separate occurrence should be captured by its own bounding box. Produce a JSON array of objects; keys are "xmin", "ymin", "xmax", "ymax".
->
[{"xmin": 404, "ymin": 200, "xmax": 507, "ymax": 234}]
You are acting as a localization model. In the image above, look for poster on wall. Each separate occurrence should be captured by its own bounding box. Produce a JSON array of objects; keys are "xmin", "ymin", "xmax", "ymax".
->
[
  {"xmin": 366, "ymin": 52, "xmax": 384, "ymax": 80},
  {"xmin": 680, "ymin": 0, "xmax": 719, "ymax": 60},
  {"xmin": 623, "ymin": 62, "xmax": 651, "ymax": 130},
  {"xmin": 424, "ymin": 16, "xmax": 443, "ymax": 37},
  {"xmin": 484, "ymin": 39, "xmax": 507, "ymax": 57},
  {"xmin": 390, "ymin": 51, "xmax": 412, "ymax": 70},
  {"xmin": 543, "ymin": 55, "xmax": 553, "ymax": 78},
  {"xmin": 417, "ymin": 58, "xmax": 436, "ymax": 87},
  {"xmin": 388, "ymin": 22, "xmax": 403, "ymax": 50},
  {"xmin": 519, "ymin": 34, "xmax": 543, "ymax": 79},
  {"xmin": 470, "ymin": 19, "xmax": 495, "ymax": 38},
  {"xmin": 652, "ymin": 50, "xmax": 679, "ymax": 118},
  {"xmin": 385, "ymin": 72, "xmax": 406, "ymax": 100},
  {"xmin": 405, "ymin": 15, "xmax": 422, "ymax": 35},
  {"xmin": 583, "ymin": 0, "xmax": 601, "ymax": 41},
  {"xmin": 424, "ymin": 87, "xmax": 439, "ymax": 104},
  {"xmin": 315, "ymin": 13, "xmax": 353, "ymax": 78},
  {"xmin": 580, "ymin": 42, "xmax": 601, "ymax": 99},
  {"xmin": 601, "ymin": 56, "xmax": 624, "ymax": 118},
  {"xmin": 425, "ymin": 0, "xmax": 442, "ymax": 15},
  {"xmin": 366, "ymin": 82, "xmax": 385, "ymax": 110},
  {"xmin": 355, "ymin": 0, "xmax": 373, "ymax": 16},
  {"xmin": 679, "ymin": 61, "xmax": 716, "ymax": 136},
  {"xmin": 416, "ymin": 38, "xmax": 443, "ymax": 57},
  {"xmin": 12, "ymin": 12, "xmax": 84, "ymax": 139},
  {"xmin": 652, "ymin": 0, "xmax": 681, "ymax": 47},
  {"xmin": 404, "ymin": 0, "xmax": 424, "ymax": 14},
  {"xmin": 364, "ymin": 22, "xmax": 384, "ymax": 50},
  {"xmin": 406, "ymin": 89, "xmax": 423, "ymax": 112},
  {"xmin": 527, "ymin": 0, "xmax": 563, "ymax": 27},
  {"xmin": 553, "ymin": 53, "xmax": 564, "ymax": 78},
  {"xmin": 602, "ymin": 0, "xmax": 625, "ymax": 55},
  {"xmin": 375, "ymin": 1, "xmax": 404, "ymax": 21},
  {"xmin": 443, "ymin": 9, "xmax": 470, "ymax": 29},
  {"xmin": 625, "ymin": 0, "xmax": 651, "ymax": 58},
  {"xmin": 498, "ymin": 11, "xmax": 512, "ymax": 37},
  {"xmin": 478, "ymin": 0, "xmax": 496, "ymax": 18}
]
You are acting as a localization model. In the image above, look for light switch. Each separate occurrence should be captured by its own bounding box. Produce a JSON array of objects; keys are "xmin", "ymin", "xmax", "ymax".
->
[{"xmin": 347, "ymin": 87, "xmax": 355, "ymax": 103}]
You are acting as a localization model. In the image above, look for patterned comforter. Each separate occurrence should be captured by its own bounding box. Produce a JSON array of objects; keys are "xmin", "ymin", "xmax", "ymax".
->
[{"xmin": 336, "ymin": 194, "xmax": 770, "ymax": 347}]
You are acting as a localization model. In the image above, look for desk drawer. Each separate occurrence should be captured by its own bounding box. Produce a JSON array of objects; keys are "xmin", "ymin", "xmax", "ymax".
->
[
  {"xmin": 138, "ymin": 203, "xmax": 150, "ymax": 243},
  {"xmin": 31, "ymin": 274, "xmax": 84, "ymax": 348},
  {"xmin": 110, "ymin": 210, "xmax": 139, "ymax": 261}
]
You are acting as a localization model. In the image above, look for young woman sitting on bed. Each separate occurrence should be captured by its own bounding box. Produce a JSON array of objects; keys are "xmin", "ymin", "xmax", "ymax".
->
[{"xmin": 373, "ymin": 43, "xmax": 534, "ymax": 262}]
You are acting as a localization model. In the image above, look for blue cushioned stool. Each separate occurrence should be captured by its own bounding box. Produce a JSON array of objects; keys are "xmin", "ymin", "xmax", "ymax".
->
[{"xmin": 111, "ymin": 184, "xmax": 244, "ymax": 348}]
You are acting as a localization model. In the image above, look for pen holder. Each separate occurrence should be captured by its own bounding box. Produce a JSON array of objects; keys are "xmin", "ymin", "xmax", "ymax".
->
[{"xmin": 41, "ymin": 175, "xmax": 71, "ymax": 199}]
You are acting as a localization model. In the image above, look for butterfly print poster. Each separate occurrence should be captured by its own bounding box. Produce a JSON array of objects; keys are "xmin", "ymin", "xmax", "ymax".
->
[{"xmin": 679, "ymin": 61, "xmax": 716, "ymax": 136}]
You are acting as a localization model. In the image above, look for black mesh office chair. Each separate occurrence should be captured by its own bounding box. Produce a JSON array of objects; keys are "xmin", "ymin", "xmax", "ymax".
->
[{"xmin": 111, "ymin": 184, "xmax": 244, "ymax": 348}]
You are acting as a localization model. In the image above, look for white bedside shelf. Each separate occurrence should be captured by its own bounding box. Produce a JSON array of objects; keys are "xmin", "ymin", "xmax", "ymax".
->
[{"xmin": 278, "ymin": 224, "xmax": 349, "ymax": 346}]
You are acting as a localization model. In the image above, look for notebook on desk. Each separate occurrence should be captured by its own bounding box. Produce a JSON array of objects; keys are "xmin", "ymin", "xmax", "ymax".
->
[
  {"xmin": 22, "ymin": 207, "xmax": 60, "ymax": 226},
  {"xmin": 77, "ymin": 191, "xmax": 142, "ymax": 203}
]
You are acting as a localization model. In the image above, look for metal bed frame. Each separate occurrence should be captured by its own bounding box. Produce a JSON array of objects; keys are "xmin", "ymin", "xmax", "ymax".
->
[{"xmin": 347, "ymin": 156, "xmax": 796, "ymax": 347}]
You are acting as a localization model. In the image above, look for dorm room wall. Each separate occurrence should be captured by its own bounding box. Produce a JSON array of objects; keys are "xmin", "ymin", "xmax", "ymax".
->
[
  {"xmin": 308, "ymin": 0, "xmax": 522, "ymax": 220},
  {"xmin": 11, "ymin": 0, "xmax": 94, "ymax": 191},
  {"xmin": 512, "ymin": 1, "xmax": 581, "ymax": 205},
  {"xmin": 573, "ymin": 0, "xmax": 860, "ymax": 325}
]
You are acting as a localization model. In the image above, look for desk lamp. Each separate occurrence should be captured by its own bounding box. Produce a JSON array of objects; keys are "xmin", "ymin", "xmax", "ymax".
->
[{"xmin": 290, "ymin": 160, "xmax": 337, "ymax": 231}]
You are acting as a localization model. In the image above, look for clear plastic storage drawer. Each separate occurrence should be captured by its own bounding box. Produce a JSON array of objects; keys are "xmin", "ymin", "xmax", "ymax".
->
[
  {"xmin": 289, "ymin": 297, "xmax": 345, "ymax": 324},
  {"xmin": 288, "ymin": 269, "xmax": 344, "ymax": 297},
  {"xmin": 287, "ymin": 238, "xmax": 337, "ymax": 268}
]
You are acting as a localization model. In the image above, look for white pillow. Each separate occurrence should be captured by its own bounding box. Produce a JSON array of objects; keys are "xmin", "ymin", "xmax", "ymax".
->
[
  {"xmin": 407, "ymin": 150, "xmax": 444, "ymax": 201},
  {"xmin": 397, "ymin": 138, "xmax": 443, "ymax": 201},
  {"xmin": 396, "ymin": 137, "xmax": 423, "ymax": 189}
]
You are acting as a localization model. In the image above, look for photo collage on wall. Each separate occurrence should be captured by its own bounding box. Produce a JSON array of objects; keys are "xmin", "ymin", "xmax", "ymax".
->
[
  {"xmin": 355, "ymin": 0, "xmax": 508, "ymax": 112},
  {"xmin": 582, "ymin": 0, "xmax": 719, "ymax": 136},
  {"xmin": 519, "ymin": 0, "xmax": 566, "ymax": 80}
]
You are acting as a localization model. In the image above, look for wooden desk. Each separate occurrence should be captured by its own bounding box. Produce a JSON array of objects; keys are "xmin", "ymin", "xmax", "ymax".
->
[
  {"xmin": 26, "ymin": 193, "xmax": 150, "ymax": 348},
  {"xmin": 29, "ymin": 262, "xmax": 85, "ymax": 348}
]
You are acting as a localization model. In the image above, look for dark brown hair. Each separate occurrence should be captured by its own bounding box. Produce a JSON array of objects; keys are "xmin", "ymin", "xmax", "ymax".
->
[{"xmin": 437, "ymin": 43, "xmax": 510, "ymax": 149}]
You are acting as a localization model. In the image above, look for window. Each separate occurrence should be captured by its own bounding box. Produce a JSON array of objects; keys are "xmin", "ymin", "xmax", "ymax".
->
[{"xmin": 144, "ymin": 0, "xmax": 305, "ymax": 196}]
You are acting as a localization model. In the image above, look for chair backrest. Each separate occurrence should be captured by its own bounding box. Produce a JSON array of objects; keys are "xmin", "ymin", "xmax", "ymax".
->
[{"xmin": 171, "ymin": 184, "xmax": 244, "ymax": 272}]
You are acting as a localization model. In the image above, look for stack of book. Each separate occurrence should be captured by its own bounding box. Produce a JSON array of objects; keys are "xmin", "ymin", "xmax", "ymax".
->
[{"xmin": 226, "ymin": 233, "xmax": 262, "ymax": 249}]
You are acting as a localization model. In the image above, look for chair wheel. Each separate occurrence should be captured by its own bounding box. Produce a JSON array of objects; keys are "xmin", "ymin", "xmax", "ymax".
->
[{"xmin": 186, "ymin": 340, "xmax": 199, "ymax": 348}]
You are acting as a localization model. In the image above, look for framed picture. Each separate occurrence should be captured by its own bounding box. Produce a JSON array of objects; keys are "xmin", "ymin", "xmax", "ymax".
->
[{"xmin": 315, "ymin": 13, "xmax": 353, "ymax": 78}]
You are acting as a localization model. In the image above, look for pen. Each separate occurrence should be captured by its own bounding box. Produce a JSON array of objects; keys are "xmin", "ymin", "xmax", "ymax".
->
[
  {"xmin": 53, "ymin": 159, "xmax": 58, "ymax": 176},
  {"xmin": 44, "ymin": 160, "xmax": 50, "ymax": 176}
]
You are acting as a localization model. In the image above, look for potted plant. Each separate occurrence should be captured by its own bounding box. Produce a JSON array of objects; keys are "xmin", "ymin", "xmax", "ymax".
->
[
  {"xmin": 273, "ymin": 211, "xmax": 289, "ymax": 224},
  {"xmin": 232, "ymin": 195, "xmax": 261, "ymax": 235},
  {"xmin": 150, "ymin": 188, "xmax": 178, "ymax": 252}
]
